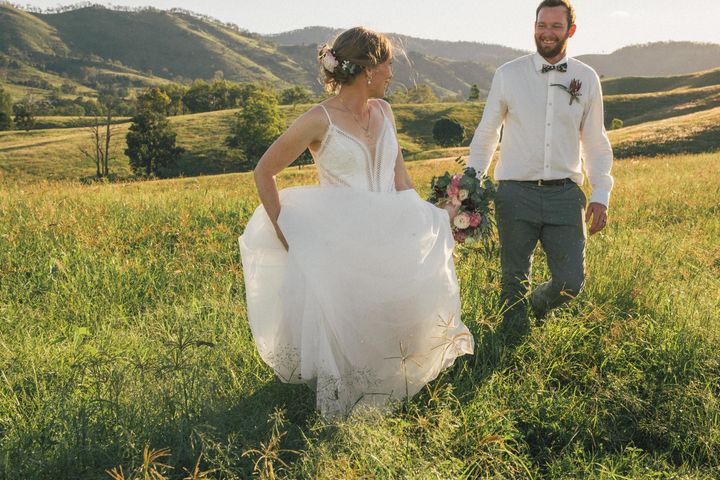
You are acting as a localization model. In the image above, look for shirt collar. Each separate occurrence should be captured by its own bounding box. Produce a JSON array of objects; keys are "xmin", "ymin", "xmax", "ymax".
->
[{"xmin": 533, "ymin": 52, "xmax": 569, "ymax": 72}]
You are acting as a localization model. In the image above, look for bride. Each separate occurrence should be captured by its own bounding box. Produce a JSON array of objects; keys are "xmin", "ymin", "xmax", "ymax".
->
[{"xmin": 239, "ymin": 27, "xmax": 473, "ymax": 418}]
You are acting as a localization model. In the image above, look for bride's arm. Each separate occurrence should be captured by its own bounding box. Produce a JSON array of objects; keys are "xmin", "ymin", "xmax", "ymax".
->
[
  {"xmin": 376, "ymin": 99, "xmax": 414, "ymax": 191},
  {"xmin": 253, "ymin": 106, "xmax": 327, "ymax": 249}
]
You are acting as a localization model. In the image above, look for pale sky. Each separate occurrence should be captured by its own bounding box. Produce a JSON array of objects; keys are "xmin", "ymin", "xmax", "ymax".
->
[{"xmin": 21, "ymin": 0, "xmax": 720, "ymax": 55}]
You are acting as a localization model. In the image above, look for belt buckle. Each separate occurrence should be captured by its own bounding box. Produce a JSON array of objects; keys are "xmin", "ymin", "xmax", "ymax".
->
[{"xmin": 537, "ymin": 179, "xmax": 544, "ymax": 186}]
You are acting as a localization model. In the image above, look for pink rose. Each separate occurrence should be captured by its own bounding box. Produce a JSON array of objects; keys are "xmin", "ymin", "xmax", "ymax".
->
[
  {"xmin": 447, "ymin": 184, "xmax": 460, "ymax": 198},
  {"xmin": 451, "ymin": 175, "xmax": 461, "ymax": 188},
  {"xmin": 469, "ymin": 213, "xmax": 481, "ymax": 228}
]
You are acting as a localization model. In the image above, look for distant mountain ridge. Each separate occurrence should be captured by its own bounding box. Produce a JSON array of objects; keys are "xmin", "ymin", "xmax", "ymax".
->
[
  {"xmin": 264, "ymin": 26, "xmax": 527, "ymax": 67},
  {"xmin": 577, "ymin": 42, "xmax": 720, "ymax": 78}
]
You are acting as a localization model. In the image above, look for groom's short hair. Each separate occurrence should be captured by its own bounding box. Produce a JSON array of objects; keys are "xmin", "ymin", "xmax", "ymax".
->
[{"xmin": 536, "ymin": 0, "xmax": 576, "ymax": 28}]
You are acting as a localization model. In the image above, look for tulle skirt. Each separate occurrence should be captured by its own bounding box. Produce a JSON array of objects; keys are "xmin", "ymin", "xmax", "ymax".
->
[{"xmin": 239, "ymin": 186, "xmax": 473, "ymax": 418}]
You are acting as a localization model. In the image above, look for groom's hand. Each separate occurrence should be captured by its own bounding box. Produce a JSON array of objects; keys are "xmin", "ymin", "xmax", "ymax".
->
[{"xmin": 586, "ymin": 202, "xmax": 608, "ymax": 235}]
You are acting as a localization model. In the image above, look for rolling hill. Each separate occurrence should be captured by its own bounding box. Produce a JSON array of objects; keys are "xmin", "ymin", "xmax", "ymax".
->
[
  {"xmin": 3, "ymin": 3, "xmax": 720, "ymax": 103},
  {"xmin": 0, "ymin": 3, "xmax": 501, "ymax": 100},
  {"xmin": 602, "ymin": 67, "xmax": 720, "ymax": 127}
]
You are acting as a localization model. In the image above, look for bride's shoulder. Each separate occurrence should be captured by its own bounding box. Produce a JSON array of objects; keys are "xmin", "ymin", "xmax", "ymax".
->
[
  {"xmin": 292, "ymin": 103, "xmax": 332, "ymax": 130},
  {"xmin": 373, "ymin": 98, "xmax": 393, "ymax": 116}
]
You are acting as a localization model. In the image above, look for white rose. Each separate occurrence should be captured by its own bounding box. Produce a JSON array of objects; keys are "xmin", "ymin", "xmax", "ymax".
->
[
  {"xmin": 453, "ymin": 212, "xmax": 471, "ymax": 229},
  {"xmin": 459, "ymin": 189, "xmax": 469, "ymax": 201}
]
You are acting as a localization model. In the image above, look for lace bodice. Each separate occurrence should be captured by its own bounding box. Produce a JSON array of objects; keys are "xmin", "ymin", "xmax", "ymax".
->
[{"xmin": 312, "ymin": 102, "xmax": 399, "ymax": 192}]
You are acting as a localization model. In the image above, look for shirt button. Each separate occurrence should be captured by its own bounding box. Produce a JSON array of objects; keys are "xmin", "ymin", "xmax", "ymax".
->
[
  {"xmin": 549, "ymin": 102, "xmax": 553, "ymax": 106},
  {"xmin": 547, "ymin": 123, "xmax": 551, "ymax": 126}
]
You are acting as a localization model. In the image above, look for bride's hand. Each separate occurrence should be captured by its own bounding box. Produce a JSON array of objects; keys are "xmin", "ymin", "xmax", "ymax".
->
[
  {"xmin": 274, "ymin": 224, "xmax": 289, "ymax": 251},
  {"xmin": 443, "ymin": 203, "xmax": 460, "ymax": 220}
]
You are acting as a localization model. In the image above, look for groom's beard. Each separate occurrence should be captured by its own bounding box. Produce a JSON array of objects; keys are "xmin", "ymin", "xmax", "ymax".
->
[{"xmin": 535, "ymin": 32, "xmax": 569, "ymax": 60}]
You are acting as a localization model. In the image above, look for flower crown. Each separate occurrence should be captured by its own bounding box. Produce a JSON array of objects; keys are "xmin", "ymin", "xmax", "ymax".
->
[{"xmin": 321, "ymin": 49, "xmax": 360, "ymax": 76}]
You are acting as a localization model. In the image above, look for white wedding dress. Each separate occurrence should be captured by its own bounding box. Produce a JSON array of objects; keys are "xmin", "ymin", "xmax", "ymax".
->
[{"xmin": 239, "ymin": 102, "xmax": 473, "ymax": 418}]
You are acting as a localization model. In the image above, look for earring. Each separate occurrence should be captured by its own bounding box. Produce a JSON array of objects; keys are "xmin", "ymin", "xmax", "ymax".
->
[{"xmin": 367, "ymin": 76, "xmax": 372, "ymax": 85}]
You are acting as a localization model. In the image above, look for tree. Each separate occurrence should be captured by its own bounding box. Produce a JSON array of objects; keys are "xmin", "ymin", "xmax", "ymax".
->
[
  {"xmin": 80, "ymin": 89, "xmax": 121, "ymax": 179},
  {"xmin": 125, "ymin": 110, "xmax": 184, "ymax": 177},
  {"xmin": 209, "ymin": 80, "xmax": 234, "ymax": 110},
  {"xmin": 13, "ymin": 97, "xmax": 38, "ymax": 131},
  {"xmin": 611, "ymin": 118, "xmax": 624, "ymax": 130},
  {"xmin": 468, "ymin": 84, "xmax": 480, "ymax": 101},
  {"xmin": 432, "ymin": 117, "xmax": 465, "ymax": 147},
  {"xmin": 182, "ymin": 80, "xmax": 213, "ymax": 113},
  {"xmin": 136, "ymin": 87, "xmax": 171, "ymax": 115},
  {"xmin": 0, "ymin": 87, "xmax": 13, "ymax": 131},
  {"xmin": 280, "ymin": 86, "xmax": 313, "ymax": 106},
  {"xmin": 158, "ymin": 84, "xmax": 187, "ymax": 116},
  {"xmin": 405, "ymin": 84, "xmax": 438, "ymax": 104},
  {"xmin": 79, "ymin": 114, "xmax": 115, "ymax": 179},
  {"xmin": 227, "ymin": 91, "xmax": 283, "ymax": 164}
]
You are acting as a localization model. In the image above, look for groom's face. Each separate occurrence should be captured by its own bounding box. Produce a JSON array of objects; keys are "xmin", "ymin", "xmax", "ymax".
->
[{"xmin": 534, "ymin": 6, "xmax": 576, "ymax": 62}]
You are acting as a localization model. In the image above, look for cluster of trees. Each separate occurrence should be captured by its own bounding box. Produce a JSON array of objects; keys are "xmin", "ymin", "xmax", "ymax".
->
[
  {"xmin": 0, "ymin": 79, "xmax": 315, "ymax": 132},
  {"xmin": 153, "ymin": 80, "xmax": 316, "ymax": 115},
  {"xmin": 122, "ymin": 83, "xmax": 288, "ymax": 178},
  {"xmin": 0, "ymin": 85, "xmax": 135, "ymax": 131}
]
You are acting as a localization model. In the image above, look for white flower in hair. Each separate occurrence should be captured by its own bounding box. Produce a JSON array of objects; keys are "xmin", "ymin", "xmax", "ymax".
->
[{"xmin": 322, "ymin": 50, "xmax": 339, "ymax": 72}]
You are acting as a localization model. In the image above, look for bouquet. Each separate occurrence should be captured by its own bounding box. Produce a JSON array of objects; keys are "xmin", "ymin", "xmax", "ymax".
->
[{"xmin": 428, "ymin": 165, "xmax": 496, "ymax": 247}]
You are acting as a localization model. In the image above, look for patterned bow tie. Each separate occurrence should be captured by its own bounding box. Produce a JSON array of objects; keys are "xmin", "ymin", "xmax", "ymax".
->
[{"xmin": 541, "ymin": 62, "xmax": 568, "ymax": 73}]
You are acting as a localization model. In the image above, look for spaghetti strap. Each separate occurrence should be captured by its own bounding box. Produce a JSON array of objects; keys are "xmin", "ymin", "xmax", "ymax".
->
[{"xmin": 319, "ymin": 104, "xmax": 333, "ymax": 125}]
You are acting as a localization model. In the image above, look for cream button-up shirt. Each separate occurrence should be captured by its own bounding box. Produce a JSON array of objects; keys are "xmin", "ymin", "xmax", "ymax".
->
[{"xmin": 468, "ymin": 53, "xmax": 614, "ymax": 206}]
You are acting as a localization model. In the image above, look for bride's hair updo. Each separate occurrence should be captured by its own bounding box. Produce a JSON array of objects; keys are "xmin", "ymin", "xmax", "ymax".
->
[{"xmin": 318, "ymin": 27, "xmax": 393, "ymax": 92}]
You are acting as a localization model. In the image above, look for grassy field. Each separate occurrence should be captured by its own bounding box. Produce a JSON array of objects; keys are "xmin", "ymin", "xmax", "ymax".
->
[{"xmin": 0, "ymin": 150, "xmax": 719, "ymax": 478}]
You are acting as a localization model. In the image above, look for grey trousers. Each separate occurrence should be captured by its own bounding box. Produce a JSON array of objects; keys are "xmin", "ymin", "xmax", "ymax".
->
[{"xmin": 494, "ymin": 180, "xmax": 587, "ymax": 320}]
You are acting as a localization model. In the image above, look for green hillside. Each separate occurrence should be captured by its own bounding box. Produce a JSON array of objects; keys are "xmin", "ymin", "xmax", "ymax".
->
[
  {"xmin": 5, "ymin": 3, "xmax": 718, "ymax": 106},
  {"xmin": 604, "ymin": 84, "xmax": 720, "ymax": 127},
  {"xmin": 36, "ymin": 7, "xmax": 307, "ymax": 85},
  {"xmin": 609, "ymin": 106, "xmax": 720, "ymax": 158},
  {"xmin": 0, "ymin": 3, "xmax": 503, "ymax": 101},
  {"xmin": 0, "ymin": 3, "xmax": 68, "ymax": 56}
]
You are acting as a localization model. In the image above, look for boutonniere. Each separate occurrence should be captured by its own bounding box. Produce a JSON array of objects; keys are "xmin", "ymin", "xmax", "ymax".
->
[{"xmin": 551, "ymin": 78, "xmax": 582, "ymax": 105}]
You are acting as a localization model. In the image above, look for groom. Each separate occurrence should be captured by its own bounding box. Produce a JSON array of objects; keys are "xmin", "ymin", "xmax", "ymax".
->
[{"xmin": 468, "ymin": 0, "xmax": 614, "ymax": 323}]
